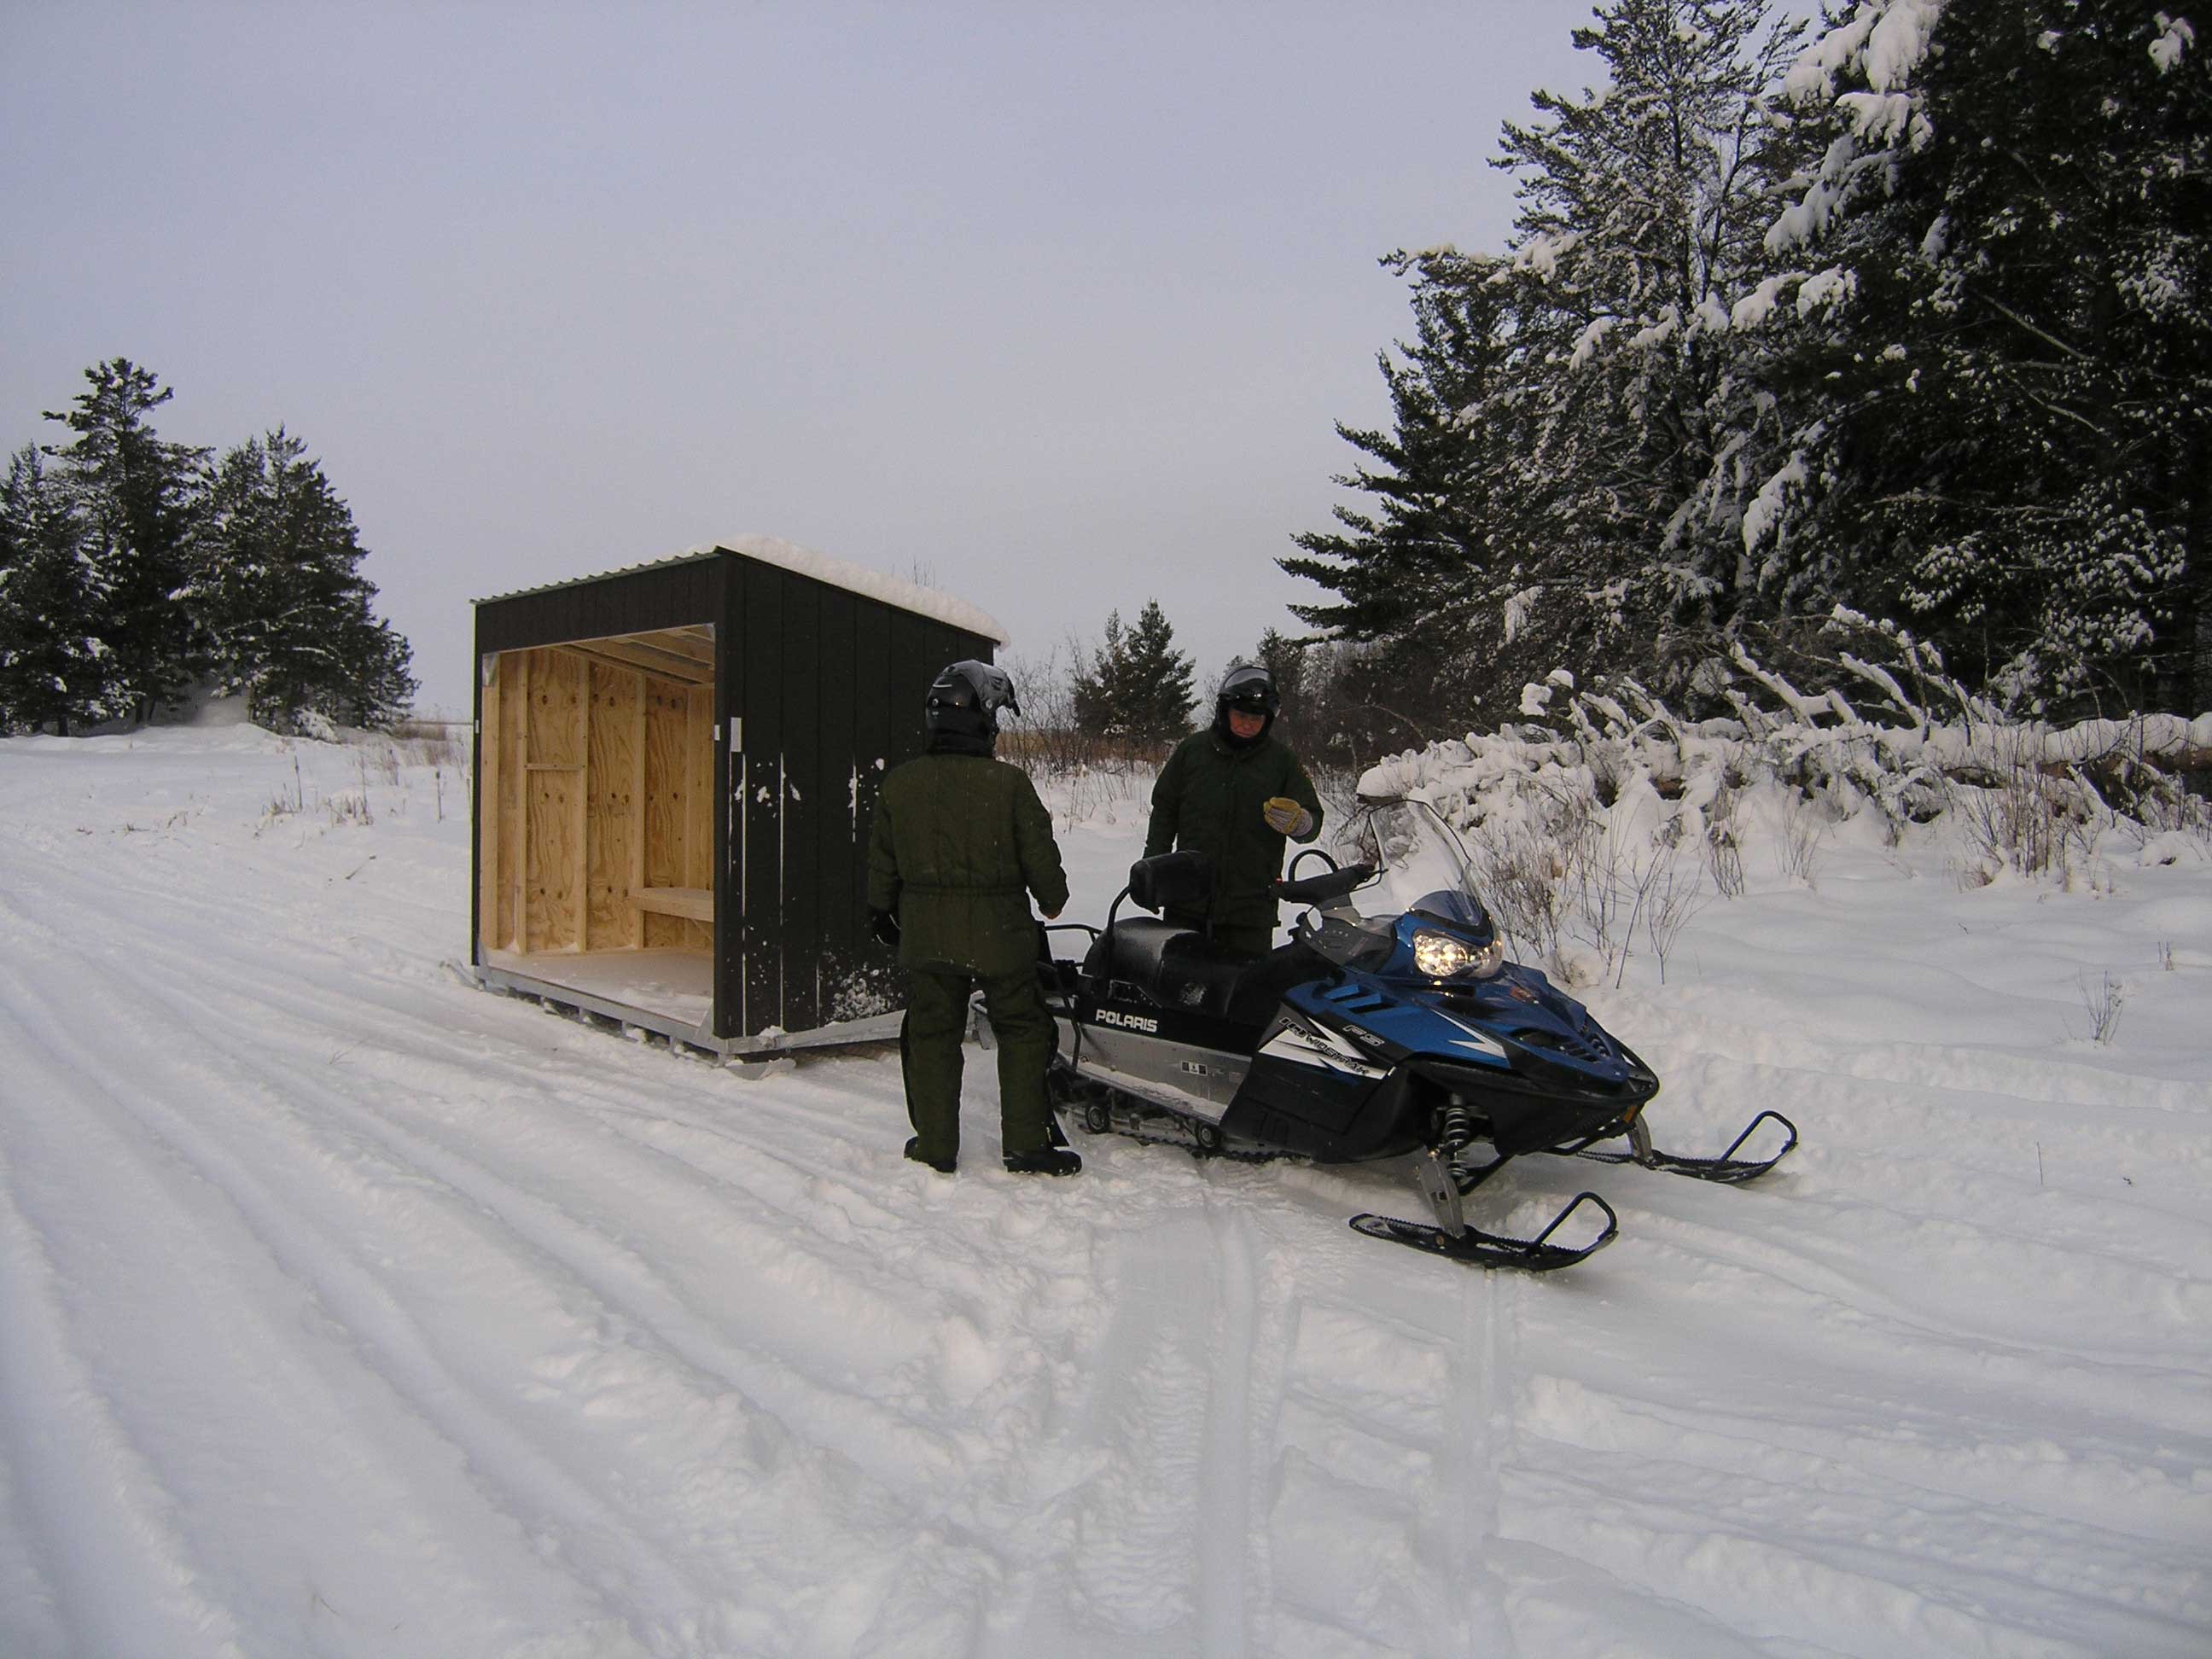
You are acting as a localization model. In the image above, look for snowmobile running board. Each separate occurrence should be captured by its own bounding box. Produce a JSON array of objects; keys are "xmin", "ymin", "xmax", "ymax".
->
[
  {"xmin": 1555, "ymin": 1109, "xmax": 1798, "ymax": 1185},
  {"xmin": 1055, "ymin": 1063, "xmax": 1283, "ymax": 1163},
  {"xmin": 1350, "ymin": 1190, "xmax": 1619, "ymax": 1272}
]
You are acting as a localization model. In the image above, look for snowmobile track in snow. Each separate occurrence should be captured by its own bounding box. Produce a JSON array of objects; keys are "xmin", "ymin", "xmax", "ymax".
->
[{"xmin": 2, "ymin": 731, "xmax": 2208, "ymax": 1656}]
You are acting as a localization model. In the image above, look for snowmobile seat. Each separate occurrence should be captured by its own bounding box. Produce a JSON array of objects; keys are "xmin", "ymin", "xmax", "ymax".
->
[{"xmin": 1082, "ymin": 919, "xmax": 1264, "ymax": 1025}]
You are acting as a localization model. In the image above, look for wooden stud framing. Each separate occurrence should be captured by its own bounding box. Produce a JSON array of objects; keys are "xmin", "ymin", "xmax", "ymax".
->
[
  {"xmin": 480, "ymin": 631, "xmax": 713, "ymax": 960},
  {"xmin": 566, "ymin": 638, "xmax": 712, "ymax": 685},
  {"xmin": 585, "ymin": 661, "xmax": 643, "ymax": 950},
  {"xmin": 574, "ymin": 667, "xmax": 592, "ymax": 952},
  {"xmin": 505, "ymin": 650, "xmax": 529, "ymax": 950},
  {"xmin": 630, "ymin": 670, "xmax": 649, "ymax": 947},
  {"xmin": 478, "ymin": 655, "xmax": 504, "ymax": 949},
  {"xmin": 523, "ymin": 646, "xmax": 585, "ymax": 952}
]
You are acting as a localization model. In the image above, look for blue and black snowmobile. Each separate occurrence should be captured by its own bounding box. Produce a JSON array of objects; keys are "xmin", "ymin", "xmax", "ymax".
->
[{"xmin": 1042, "ymin": 792, "xmax": 1795, "ymax": 1270}]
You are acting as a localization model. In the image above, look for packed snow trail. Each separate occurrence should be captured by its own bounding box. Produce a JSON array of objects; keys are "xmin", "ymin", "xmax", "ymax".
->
[{"xmin": 0, "ymin": 727, "xmax": 2206, "ymax": 1656}]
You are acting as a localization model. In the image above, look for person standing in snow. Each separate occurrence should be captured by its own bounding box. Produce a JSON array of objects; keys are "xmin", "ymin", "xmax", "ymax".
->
[
  {"xmin": 1143, "ymin": 661, "xmax": 1324, "ymax": 957},
  {"xmin": 867, "ymin": 661, "xmax": 1080, "ymax": 1178}
]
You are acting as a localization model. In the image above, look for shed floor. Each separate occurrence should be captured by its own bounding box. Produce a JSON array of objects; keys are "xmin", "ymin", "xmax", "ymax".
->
[{"xmin": 481, "ymin": 947, "xmax": 712, "ymax": 1029}]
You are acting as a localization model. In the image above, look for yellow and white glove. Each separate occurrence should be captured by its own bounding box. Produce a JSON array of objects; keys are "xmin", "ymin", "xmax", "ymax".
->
[{"xmin": 1262, "ymin": 796, "xmax": 1313, "ymax": 837}]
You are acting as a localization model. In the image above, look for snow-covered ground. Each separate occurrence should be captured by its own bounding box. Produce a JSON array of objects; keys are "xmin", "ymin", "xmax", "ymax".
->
[{"xmin": 1, "ymin": 726, "xmax": 2206, "ymax": 1658}]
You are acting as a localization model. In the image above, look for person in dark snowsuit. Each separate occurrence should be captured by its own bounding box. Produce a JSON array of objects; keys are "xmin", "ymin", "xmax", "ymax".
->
[
  {"xmin": 867, "ymin": 661, "xmax": 1080, "ymax": 1177},
  {"xmin": 1143, "ymin": 661, "xmax": 1324, "ymax": 957}
]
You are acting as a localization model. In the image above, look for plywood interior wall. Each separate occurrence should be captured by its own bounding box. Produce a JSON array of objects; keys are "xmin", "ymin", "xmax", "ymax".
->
[{"xmin": 479, "ymin": 627, "xmax": 714, "ymax": 957}]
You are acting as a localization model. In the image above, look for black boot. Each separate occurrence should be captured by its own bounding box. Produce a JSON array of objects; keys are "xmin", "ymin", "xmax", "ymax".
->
[
  {"xmin": 905, "ymin": 1138, "xmax": 956, "ymax": 1174},
  {"xmin": 1004, "ymin": 1145, "xmax": 1082, "ymax": 1177}
]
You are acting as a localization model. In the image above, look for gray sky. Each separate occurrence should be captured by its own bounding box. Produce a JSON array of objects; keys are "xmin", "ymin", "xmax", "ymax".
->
[{"xmin": 3, "ymin": 2, "xmax": 1601, "ymax": 713}]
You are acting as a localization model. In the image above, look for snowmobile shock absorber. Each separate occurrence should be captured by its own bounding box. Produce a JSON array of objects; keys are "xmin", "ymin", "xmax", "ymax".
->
[{"xmin": 1433, "ymin": 1103, "xmax": 1511, "ymax": 1200}]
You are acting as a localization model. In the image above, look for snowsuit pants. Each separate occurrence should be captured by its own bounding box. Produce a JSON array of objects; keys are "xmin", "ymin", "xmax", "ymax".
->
[{"xmin": 900, "ymin": 966, "xmax": 1056, "ymax": 1166}]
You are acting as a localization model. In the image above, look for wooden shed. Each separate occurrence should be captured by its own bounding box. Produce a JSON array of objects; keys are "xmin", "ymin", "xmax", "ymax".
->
[{"xmin": 471, "ymin": 537, "xmax": 1004, "ymax": 1056}]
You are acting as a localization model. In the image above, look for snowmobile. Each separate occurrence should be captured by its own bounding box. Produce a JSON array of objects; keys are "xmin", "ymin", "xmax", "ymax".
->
[{"xmin": 1040, "ymin": 792, "xmax": 1795, "ymax": 1271}]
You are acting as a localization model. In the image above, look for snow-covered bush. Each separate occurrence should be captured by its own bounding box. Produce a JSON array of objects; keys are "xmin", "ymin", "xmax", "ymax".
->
[{"xmin": 1353, "ymin": 610, "xmax": 2212, "ymax": 977}]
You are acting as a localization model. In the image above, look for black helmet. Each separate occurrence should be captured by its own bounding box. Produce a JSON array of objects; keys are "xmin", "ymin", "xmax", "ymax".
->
[
  {"xmin": 926, "ymin": 660, "xmax": 1019, "ymax": 744},
  {"xmin": 1214, "ymin": 661, "xmax": 1278, "ymax": 748},
  {"xmin": 1216, "ymin": 661, "xmax": 1279, "ymax": 720}
]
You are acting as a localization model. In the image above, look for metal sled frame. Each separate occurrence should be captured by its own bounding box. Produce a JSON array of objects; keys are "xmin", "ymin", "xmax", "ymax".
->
[{"xmin": 474, "ymin": 962, "xmax": 905, "ymax": 1064}]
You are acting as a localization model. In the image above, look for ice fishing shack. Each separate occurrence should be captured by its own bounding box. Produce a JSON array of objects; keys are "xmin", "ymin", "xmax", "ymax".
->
[{"xmin": 470, "ymin": 537, "xmax": 1004, "ymax": 1057}]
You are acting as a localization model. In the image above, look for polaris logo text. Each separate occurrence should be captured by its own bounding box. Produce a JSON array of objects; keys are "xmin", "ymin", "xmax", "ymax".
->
[{"xmin": 1097, "ymin": 1010, "xmax": 1160, "ymax": 1033}]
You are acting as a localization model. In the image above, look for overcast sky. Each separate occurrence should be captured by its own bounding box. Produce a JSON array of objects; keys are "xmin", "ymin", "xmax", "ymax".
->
[{"xmin": 3, "ymin": 2, "xmax": 1607, "ymax": 714}]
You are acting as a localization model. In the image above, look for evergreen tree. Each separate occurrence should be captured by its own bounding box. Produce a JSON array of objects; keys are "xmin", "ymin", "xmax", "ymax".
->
[
  {"xmin": 1282, "ymin": 249, "xmax": 1541, "ymax": 726},
  {"xmin": 1484, "ymin": 0, "xmax": 1810, "ymax": 642},
  {"xmin": 1069, "ymin": 608, "xmax": 1124, "ymax": 737},
  {"xmin": 38, "ymin": 359, "xmax": 208, "ymax": 722},
  {"xmin": 1284, "ymin": 249, "xmax": 1514, "ymax": 643},
  {"xmin": 1070, "ymin": 600, "xmax": 1197, "ymax": 748},
  {"xmin": 0, "ymin": 446, "xmax": 113, "ymax": 735},
  {"xmin": 1753, "ymin": 0, "xmax": 2209, "ymax": 713},
  {"xmin": 1287, "ymin": 0, "xmax": 1815, "ymax": 724},
  {"xmin": 330, "ymin": 614, "xmax": 419, "ymax": 730},
  {"xmin": 1253, "ymin": 627, "xmax": 1307, "ymax": 713},
  {"xmin": 1251, "ymin": 626, "xmax": 1326, "ymax": 754},
  {"xmin": 189, "ymin": 428, "xmax": 416, "ymax": 731},
  {"xmin": 1119, "ymin": 600, "xmax": 1198, "ymax": 744}
]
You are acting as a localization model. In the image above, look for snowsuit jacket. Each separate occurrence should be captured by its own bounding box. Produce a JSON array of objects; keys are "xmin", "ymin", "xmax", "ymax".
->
[
  {"xmin": 867, "ymin": 753, "xmax": 1069, "ymax": 980},
  {"xmin": 1144, "ymin": 728, "xmax": 1324, "ymax": 940}
]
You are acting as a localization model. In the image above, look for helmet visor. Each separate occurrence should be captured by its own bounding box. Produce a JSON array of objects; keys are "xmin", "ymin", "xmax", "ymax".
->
[{"xmin": 1219, "ymin": 667, "xmax": 1278, "ymax": 716}]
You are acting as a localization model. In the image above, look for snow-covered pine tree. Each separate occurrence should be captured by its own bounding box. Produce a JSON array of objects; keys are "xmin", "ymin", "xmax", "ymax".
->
[
  {"xmin": 1288, "ymin": 0, "xmax": 1816, "ymax": 729},
  {"xmin": 1753, "ymin": 0, "xmax": 2209, "ymax": 716},
  {"xmin": 38, "ymin": 360, "xmax": 209, "ymax": 725},
  {"xmin": 1481, "ymin": 0, "xmax": 1812, "ymax": 673},
  {"xmin": 189, "ymin": 428, "xmax": 416, "ymax": 731},
  {"xmin": 0, "ymin": 445, "xmax": 114, "ymax": 735},
  {"xmin": 328, "ymin": 614, "xmax": 418, "ymax": 731}
]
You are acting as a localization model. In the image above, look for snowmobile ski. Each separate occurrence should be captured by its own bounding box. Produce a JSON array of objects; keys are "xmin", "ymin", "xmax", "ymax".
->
[
  {"xmin": 1349, "ymin": 1190, "xmax": 1619, "ymax": 1272},
  {"xmin": 1556, "ymin": 1109, "xmax": 1797, "ymax": 1184}
]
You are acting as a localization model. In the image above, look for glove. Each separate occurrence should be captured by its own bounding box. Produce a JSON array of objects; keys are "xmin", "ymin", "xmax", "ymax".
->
[
  {"xmin": 1262, "ymin": 796, "xmax": 1313, "ymax": 837},
  {"xmin": 869, "ymin": 908, "xmax": 902, "ymax": 947}
]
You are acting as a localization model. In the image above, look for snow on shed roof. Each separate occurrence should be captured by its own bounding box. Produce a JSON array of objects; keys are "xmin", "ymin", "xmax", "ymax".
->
[{"xmin": 474, "ymin": 534, "xmax": 1010, "ymax": 643}]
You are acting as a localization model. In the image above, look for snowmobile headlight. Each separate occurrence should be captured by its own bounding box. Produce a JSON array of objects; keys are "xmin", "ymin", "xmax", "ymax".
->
[
  {"xmin": 1415, "ymin": 928, "xmax": 1504, "ymax": 981},
  {"xmin": 1413, "ymin": 929, "xmax": 1503, "ymax": 980},
  {"xmin": 1412, "ymin": 931, "xmax": 1467, "ymax": 978}
]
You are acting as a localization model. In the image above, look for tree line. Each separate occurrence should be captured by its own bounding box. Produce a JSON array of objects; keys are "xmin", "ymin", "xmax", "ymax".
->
[
  {"xmin": 1005, "ymin": 595, "xmax": 1434, "ymax": 777},
  {"xmin": 1285, "ymin": 0, "xmax": 2209, "ymax": 736},
  {"xmin": 0, "ymin": 358, "xmax": 416, "ymax": 736}
]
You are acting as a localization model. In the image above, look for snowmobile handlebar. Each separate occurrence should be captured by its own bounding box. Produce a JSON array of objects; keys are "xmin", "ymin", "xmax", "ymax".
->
[{"xmin": 1273, "ymin": 862, "xmax": 1377, "ymax": 908}]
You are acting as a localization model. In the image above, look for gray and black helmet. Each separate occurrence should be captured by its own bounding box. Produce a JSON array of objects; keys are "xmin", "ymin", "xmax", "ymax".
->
[
  {"xmin": 925, "ymin": 660, "xmax": 1020, "ymax": 742},
  {"xmin": 1216, "ymin": 661, "xmax": 1280, "ymax": 719},
  {"xmin": 1214, "ymin": 661, "xmax": 1279, "ymax": 748}
]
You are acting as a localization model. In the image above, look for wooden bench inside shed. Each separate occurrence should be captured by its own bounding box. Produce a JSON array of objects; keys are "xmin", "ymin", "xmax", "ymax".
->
[{"xmin": 632, "ymin": 886, "xmax": 712, "ymax": 923}]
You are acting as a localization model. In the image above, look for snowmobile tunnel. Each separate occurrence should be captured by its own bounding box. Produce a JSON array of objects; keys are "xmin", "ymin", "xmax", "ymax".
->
[{"xmin": 470, "ymin": 540, "xmax": 1004, "ymax": 1057}]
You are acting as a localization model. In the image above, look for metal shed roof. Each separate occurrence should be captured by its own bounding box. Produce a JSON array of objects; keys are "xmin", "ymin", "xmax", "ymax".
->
[{"xmin": 473, "ymin": 536, "xmax": 1009, "ymax": 643}]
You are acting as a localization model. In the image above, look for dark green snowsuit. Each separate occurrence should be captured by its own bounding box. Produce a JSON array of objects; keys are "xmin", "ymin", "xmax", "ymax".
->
[
  {"xmin": 1144, "ymin": 726, "xmax": 1324, "ymax": 956},
  {"xmin": 867, "ymin": 751, "xmax": 1069, "ymax": 1166}
]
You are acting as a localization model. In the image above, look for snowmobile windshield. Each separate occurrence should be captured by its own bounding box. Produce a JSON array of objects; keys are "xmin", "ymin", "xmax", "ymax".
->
[{"xmin": 1330, "ymin": 797, "xmax": 1489, "ymax": 933}]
